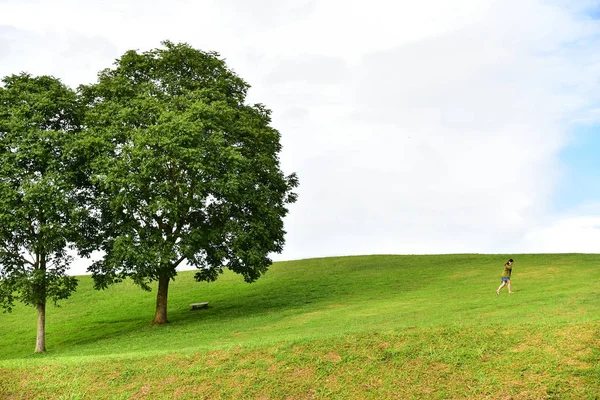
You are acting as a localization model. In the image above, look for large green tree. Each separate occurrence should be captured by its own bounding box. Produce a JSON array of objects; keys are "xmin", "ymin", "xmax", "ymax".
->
[
  {"xmin": 0, "ymin": 74, "xmax": 85, "ymax": 352},
  {"xmin": 82, "ymin": 41, "xmax": 298, "ymax": 325}
]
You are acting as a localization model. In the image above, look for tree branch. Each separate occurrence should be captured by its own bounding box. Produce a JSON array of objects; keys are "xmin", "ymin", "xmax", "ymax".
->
[
  {"xmin": 172, "ymin": 255, "xmax": 186, "ymax": 269},
  {"xmin": 20, "ymin": 255, "xmax": 35, "ymax": 267}
]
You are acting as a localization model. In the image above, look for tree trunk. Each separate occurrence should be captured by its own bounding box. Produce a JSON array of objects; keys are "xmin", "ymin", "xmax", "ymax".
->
[
  {"xmin": 35, "ymin": 250, "xmax": 47, "ymax": 353},
  {"xmin": 152, "ymin": 274, "xmax": 170, "ymax": 325},
  {"xmin": 35, "ymin": 301, "xmax": 46, "ymax": 352}
]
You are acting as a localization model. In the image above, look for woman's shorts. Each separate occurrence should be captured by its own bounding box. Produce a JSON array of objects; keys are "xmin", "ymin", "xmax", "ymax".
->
[{"xmin": 501, "ymin": 277, "xmax": 510, "ymax": 282}]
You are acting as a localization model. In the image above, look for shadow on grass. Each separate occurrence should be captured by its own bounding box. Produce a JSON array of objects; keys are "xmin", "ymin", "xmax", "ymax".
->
[
  {"xmin": 163, "ymin": 255, "xmax": 471, "ymax": 327},
  {"xmin": 2, "ymin": 255, "xmax": 510, "ymax": 359}
]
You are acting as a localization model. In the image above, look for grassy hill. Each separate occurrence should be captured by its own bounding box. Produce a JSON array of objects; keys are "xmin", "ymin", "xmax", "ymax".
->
[{"xmin": 1, "ymin": 254, "xmax": 599, "ymax": 399}]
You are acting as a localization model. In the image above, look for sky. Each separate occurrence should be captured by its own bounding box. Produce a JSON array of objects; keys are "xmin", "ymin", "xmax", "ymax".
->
[{"xmin": 1, "ymin": 0, "xmax": 600, "ymax": 275}]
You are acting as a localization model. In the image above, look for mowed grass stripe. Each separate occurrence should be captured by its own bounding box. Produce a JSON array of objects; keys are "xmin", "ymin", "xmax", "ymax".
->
[{"xmin": 1, "ymin": 254, "xmax": 599, "ymax": 398}]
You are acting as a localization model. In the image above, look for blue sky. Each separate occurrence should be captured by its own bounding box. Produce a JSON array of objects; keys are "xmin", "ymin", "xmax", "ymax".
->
[
  {"xmin": 556, "ymin": 125, "xmax": 600, "ymax": 212},
  {"xmin": 1, "ymin": 0, "xmax": 600, "ymax": 274},
  {"xmin": 586, "ymin": 4, "xmax": 600, "ymax": 20},
  {"xmin": 552, "ymin": 1, "xmax": 600, "ymax": 215}
]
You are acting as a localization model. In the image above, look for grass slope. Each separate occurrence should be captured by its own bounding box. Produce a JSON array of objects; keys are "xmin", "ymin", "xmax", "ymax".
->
[{"xmin": 1, "ymin": 254, "xmax": 599, "ymax": 399}]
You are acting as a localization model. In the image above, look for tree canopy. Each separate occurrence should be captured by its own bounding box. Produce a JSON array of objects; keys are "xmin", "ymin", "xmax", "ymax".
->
[{"xmin": 81, "ymin": 41, "xmax": 298, "ymax": 324}]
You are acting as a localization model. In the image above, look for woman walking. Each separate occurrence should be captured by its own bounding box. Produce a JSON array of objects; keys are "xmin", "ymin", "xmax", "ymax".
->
[{"xmin": 496, "ymin": 258, "xmax": 514, "ymax": 295}]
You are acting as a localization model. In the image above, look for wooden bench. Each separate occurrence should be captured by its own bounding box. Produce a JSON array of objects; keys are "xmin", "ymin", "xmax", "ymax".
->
[{"xmin": 189, "ymin": 302, "xmax": 209, "ymax": 311}]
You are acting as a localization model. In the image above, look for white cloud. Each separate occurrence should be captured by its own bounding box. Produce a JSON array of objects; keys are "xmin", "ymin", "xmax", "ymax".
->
[
  {"xmin": 262, "ymin": 0, "xmax": 600, "ymax": 259},
  {"xmin": 266, "ymin": 55, "xmax": 348, "ymax": 85},
  {"xmin": 1, "ymin": 0, "xmax": 599, "ymax": 274},
  {"xmin": 0, "ymin": 25, "xmax": 119, "ymax": 86},
  {"xmin": 522, "ymin": 214, "xmax": 600, "ymax": 253}
]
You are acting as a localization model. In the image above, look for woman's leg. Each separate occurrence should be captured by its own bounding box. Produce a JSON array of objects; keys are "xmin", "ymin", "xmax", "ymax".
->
[
  {"xmin": 496, "ymin": 281, "xmax": 506, "ymax": 294},
  {"xmin": 508, "ymin": 280, "xmax": 513, "ymax": 293}
]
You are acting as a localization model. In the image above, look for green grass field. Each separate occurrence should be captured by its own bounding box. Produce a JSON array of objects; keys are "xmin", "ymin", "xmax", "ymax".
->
[{"xmin": 1, "ymin": 254, "xmax": 599, "ymax": 399}]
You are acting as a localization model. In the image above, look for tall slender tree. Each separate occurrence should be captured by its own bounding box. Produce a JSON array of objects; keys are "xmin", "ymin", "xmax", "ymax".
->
[
  {"xmin": 81, "ymin": 41, "xmax": 298, "ymax": 325},
  {"xmin": 0, "ymin": 74, "xmax": 84, "ymax": 352}
]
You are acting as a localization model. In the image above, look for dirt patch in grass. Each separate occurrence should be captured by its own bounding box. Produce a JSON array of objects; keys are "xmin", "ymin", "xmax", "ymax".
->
[
  {"xmin": 3, "ymin": 324, "xmax": 600, "ymax": 399},
  {"xmin": 323, "ymin": 352, "xmax": 341, "ymax": 362},
  {"xmin": 130, "ymin": 384, "xmax": 152, "ymax": 399}
]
